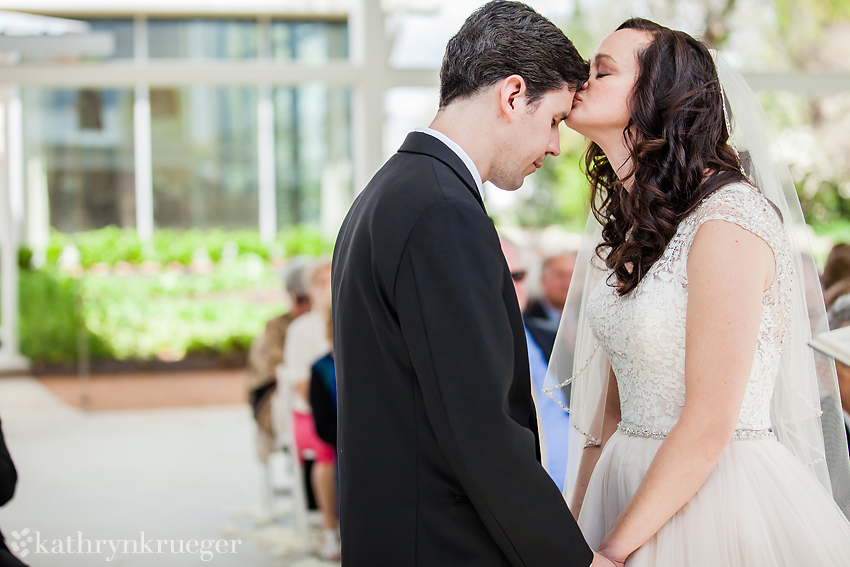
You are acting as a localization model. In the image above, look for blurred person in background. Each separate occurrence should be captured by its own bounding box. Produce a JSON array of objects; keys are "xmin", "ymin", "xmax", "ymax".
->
[
  {"xmin": 822, "ymin": 243, "xmax": 850, "ymax": 291},
  {"xmin": 500, "ymin": 236, "xmax": 572, "ymax": 491},
  {"xmin": 524, "ymin": 251, "xmax": 577, "ymax": 327},
  {"xmin": 246, "ymin": 259, "xmax": 312, "ymax": 462},
  {"xmin": 823, "ymin": 243, "xmax": 850, "ymax": 310},
  {"xmin": 826, "ymin": 279, "xmax": 850, "ymax": 311},
  {"xmin": 280, "ymin": 258, "xmax": 339, "ymax": 561},
  {"xmin": 0, "ymin": 415, "xmax": 26, "ymax": 567},
  {"xmin": 827, "ymin": 294, "xmax": 850, "ymax": 448}
]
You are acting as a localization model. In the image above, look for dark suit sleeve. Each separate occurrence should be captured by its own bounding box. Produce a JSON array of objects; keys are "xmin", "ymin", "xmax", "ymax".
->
[
  {"xmin": 394, "ymin": 199, "xmax": 592, "ymax": 567},
  {"xmin": 0, "ymin": 419, "xmax": 17, "ymax": 507}
]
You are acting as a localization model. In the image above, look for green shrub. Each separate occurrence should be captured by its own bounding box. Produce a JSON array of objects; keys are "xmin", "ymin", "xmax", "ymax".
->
[
  {"xmin": 43, "ymin": 225, "xmax": 331, "ymax": 268},
  {"xmin": 17, "ymin": 270, "xmax": 112, "ymax": 362},
  {"xmin": 277, "ymin": 225, "xmax": 334, "ymax": 257},
  {"xmin": 73, "ymin": 226, "xmax": 145, "ymax": 267},
  {"xmin": 17, "ymin": 228, "xmax": 328, "ymax": 363},
  {"xmin": 80, "ymin": 259, "xmax": 281, "ymax": 361}
]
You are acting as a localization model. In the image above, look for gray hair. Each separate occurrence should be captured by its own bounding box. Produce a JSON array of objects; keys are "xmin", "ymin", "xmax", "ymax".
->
[
  {"xmin": 828, "ymin": 294, "xmax": 850, "ymax": 330},
  {"xmin": 284, "ymin": 258, "xmax": 311, "ymax": 297}
]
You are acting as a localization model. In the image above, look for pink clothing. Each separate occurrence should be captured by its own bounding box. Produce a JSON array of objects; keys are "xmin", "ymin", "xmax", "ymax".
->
[{"xmin": 293, "ymin": 410, "xmax": 336, "ymax": 464}]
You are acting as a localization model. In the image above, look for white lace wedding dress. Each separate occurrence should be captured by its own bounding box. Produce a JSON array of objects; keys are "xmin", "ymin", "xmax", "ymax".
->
[{"xmin": 578, "ymin": 182, "xmax": 850, "ymax": 566}]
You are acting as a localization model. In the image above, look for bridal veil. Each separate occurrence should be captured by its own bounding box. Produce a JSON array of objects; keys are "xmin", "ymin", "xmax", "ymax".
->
[{"xmin": 544, "ymin": 51, "xmax": 850, "ymax": 519}]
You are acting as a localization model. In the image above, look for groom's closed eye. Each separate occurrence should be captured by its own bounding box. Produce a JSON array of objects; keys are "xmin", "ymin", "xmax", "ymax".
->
[{"xmin": 511, "ymin": 270, "xmax": 527, "ymax": 282}]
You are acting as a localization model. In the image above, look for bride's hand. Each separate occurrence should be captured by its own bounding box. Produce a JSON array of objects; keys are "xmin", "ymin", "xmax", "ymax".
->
[{"xmin": 590, "ymin": 550, "xmax": 625, "ymax": 567}]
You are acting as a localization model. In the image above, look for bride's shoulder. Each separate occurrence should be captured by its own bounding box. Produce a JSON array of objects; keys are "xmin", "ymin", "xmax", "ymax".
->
[
  {"xmin": 699, "ymin": 181, "xmax": 762, "ymax": 209},
  {"xmin": 688, "ymin": 181, "xmax": 787, "ymax": 251},
  {"xmin": 694, "ymin": 182, "xmax": 780, "ymax": 227}
]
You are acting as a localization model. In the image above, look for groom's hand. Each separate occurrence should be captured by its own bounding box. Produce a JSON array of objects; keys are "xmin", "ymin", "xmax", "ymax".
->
[{"xmin": 590, "ymin": 551, "xmax": 625, "ymax": 567}]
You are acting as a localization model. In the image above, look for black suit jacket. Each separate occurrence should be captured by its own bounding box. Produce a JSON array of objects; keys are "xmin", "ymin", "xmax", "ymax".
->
[
  {"xmin": 332, "ymin": 132, "xmax": 591, "ymax": 567},
  {"xmin": 523, "ymin": 299, "xmax": 549, "ymax": 322},
  {"xmin": 0, "ymin": 417, "xmax": 20, "ymax": 562},
  {"xmin": 524, "ymin": 316, "xmax": 559, "ymax": 363}
]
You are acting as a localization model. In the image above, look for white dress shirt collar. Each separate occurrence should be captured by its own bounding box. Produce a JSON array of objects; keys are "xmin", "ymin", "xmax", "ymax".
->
[{"xmin": 415, "ymin": 128, "xmax": 484, "ymax": 199}]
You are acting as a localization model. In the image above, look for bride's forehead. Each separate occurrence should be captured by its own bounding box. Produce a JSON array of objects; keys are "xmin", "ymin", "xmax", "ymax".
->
[{"xmin": 592, "ymin": 29, "xmax": 653, "ymax": 63}]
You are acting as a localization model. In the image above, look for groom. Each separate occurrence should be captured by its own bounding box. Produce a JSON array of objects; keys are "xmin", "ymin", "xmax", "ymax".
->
[{"xmin": 333, "ymin": 2, "xmax": 598, "ymax": 565}]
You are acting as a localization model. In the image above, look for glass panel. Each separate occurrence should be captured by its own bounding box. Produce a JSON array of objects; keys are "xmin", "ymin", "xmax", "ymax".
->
[
  {"xmin": 148, "ymin": 19, "xmax": 258, "ymax": 59},
  {"xmin": 274, "ymin": 85, "xmax": 353, "ymax": 229},
  {"xmin": 19, "ymin": 18, "xmax": 133, "ymax": 63},
  {"xmin": 151, "ymin": 87, "xmax": 259, "ymax": 229},
  {"xmin": 22, "ymin": 88, "xmax": 135, "ymax": 233},
  {"xmin": 87, "ymin": 19, "xmax": 135, "ymax": 60},
  {"xmin": 270, "ymin": 20, "xmax": 348, "ymax": 61}
]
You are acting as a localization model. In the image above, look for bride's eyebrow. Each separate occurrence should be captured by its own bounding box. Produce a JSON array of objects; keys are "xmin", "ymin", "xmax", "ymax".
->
[{"xmin": 594, "ymin": 53, "xmax": 617, "ymax": 66}]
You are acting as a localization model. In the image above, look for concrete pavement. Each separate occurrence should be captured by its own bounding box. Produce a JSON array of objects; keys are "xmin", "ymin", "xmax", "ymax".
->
[{"xmin": 0, "ymin": 376, "xmax": 336, "ymax": 567}]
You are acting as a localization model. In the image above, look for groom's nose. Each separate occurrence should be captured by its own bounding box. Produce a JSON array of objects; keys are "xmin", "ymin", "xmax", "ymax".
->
[{"xmin": 547, "ymin": 130, "xmax": 561, "ymax": 157}]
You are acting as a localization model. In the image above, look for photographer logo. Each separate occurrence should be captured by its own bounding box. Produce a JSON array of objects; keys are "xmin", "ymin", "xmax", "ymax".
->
[
  {"xmin": 9, "ymin": 528, "xmax": 32, "ymax": 557},
  {"xmin": 6, "ymin": 529, "xmax": 240, "ymax": 562}
]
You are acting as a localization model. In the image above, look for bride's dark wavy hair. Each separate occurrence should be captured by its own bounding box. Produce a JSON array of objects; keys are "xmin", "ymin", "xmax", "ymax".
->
[{"xmin": 587, "ymin": 18, "xmax": 746, "ymax": 295}]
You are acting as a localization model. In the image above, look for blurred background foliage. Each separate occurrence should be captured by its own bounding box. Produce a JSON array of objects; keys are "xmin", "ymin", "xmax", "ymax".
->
[
  {"xmin": 12, "ymin": 227, "xmax": 331, "ymax": 365},
  {"xmin": 14, "ymin": 0, "xmax": 850, "ymax": 366},
  {"xmin": 495, "ymin": 0, "xmax": 850, "ymax": 238},
  {"xmin": 40, "ymin": 225, "xmax": 332, "ymax": 269}
]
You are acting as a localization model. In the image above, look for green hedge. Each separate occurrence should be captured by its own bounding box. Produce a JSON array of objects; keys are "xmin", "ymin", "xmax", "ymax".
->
[
  {"xmin": 17, "ymin": 270, "xmax": 112, "ymax": 362},
  {"xmin": 80, "ymin": 258, "xmax": 282, "ymax": 361},
  {"xmin": 42, "ymin": 225, "xmax": 333, "ymax": 269},
  {"xmin": 14, "ymin": 255, "xmax": 298, "ymax": 363}
]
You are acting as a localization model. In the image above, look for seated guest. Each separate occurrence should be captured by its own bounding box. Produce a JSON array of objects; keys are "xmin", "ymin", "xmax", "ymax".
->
[
  {"xmin": 827, "ymin": 294, "xmax": 850, "ymax": 448},
  {"xmin": 524, "ymin": 251, "xmax": 576, "ymax": 327},
  {"xmin": 280, "ymin": 258, "xmax": 339, "ymax": 561},
  {"xmin": 1, "ymin": 415, "xmax": 27, "ymax": 567},
  {"xmin": 823, "ymin": 243, "xmax": 850, "ymax": 311},
  {"xmin": 246, "ymin": 260, "xmax": 312, "ymax": 462},
  {"xmin": 826, "ymin": 278, "xmax": 850, "ymax": 311},
  {"xmin": 823, "ymin": 243, "xmax": 850, "ymax": 292},
  {"xmin": 500, "ymin": 236, "xmax": 571, "ymax": 491}
]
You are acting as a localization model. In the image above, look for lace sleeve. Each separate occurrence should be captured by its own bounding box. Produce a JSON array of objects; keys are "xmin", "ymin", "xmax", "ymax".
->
[{"xmin": 685, "ymin": 182, "xmax": 787, "ymax": 264}]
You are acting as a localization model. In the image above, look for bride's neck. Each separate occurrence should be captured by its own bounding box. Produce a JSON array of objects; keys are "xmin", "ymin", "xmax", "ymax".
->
[{"xmin": 600, "ymin": 141, "xmax": 634, "ymax": 189}]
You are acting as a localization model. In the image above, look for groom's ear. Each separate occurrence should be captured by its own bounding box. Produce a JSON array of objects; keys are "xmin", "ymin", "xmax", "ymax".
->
[{"xmin": 499, "ymin": 75, "xmax": 526, "ymax": 122}]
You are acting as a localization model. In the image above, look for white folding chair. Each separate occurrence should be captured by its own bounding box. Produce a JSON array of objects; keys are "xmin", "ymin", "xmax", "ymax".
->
[{"xmin": 269, "ymin": 363, "xmax": 311, "ymax": 543}]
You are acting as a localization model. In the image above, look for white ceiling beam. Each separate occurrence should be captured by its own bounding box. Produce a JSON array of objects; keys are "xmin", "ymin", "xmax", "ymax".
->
[
  {"xmin": 744, "ymin": 72, "xmax": 850, "ymax": 93},
  {"xmin": 0, "ymin": 60, "xmax": 439, "ymax": 87},
  {"xmin": 0, "ymin": 33, "xmax": 114, "ymax": 56},
  {"xmin": 7, "ymin": 62, "xmax": 850, "ymax": 94},
  {"xmin": 0, "ymin": 1, "xmax": 350, "ymax": 18}
]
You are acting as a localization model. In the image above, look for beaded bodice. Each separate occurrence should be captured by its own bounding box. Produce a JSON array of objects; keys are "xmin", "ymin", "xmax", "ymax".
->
[{"xmin": 586, "ymin": 183, "xmax": 793, "ymax": 436}]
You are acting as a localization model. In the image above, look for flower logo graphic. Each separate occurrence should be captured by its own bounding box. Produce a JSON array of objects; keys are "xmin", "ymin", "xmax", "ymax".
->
[{"xmin": 9, "ymin": 528, "xmax": 32, "ymax": 557}]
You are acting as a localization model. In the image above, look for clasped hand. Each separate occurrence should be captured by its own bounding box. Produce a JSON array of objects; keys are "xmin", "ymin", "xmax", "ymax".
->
[{"xmin": 591, "ymin": 550, "xmax": 625, "ymax": 567}]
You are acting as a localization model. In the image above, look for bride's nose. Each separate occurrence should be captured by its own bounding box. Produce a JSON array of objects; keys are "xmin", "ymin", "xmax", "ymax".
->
[{"xmin": 580, "ymin": 80, "xmax": 588, "ymax": 91}]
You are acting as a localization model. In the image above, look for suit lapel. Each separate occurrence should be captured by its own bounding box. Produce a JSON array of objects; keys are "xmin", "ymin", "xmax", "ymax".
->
[{"xmin": 398, "ymin": 132, "xmax": 485, "ymax": 210}]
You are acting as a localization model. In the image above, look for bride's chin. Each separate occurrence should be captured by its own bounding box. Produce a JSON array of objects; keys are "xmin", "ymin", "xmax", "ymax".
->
[{"xmin": 565, "ymin": 120, "xmax": 592, "ymax": 139}]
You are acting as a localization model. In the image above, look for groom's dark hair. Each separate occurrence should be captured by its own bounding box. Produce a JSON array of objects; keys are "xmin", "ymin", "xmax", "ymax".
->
[{"xmin": 439, "ymin": 0, "xmax": 588, "ymax": 109}]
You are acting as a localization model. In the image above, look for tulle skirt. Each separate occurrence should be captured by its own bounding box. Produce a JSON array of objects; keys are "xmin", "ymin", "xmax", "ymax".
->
[{"xmin": 578, "ymin": 430, "xmax": 850, "ymax": 566}]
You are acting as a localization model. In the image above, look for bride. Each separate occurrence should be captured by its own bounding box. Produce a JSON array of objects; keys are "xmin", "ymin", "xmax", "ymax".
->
[{"xmin": 546, "ymin": 18, "xmax": 850, "ymax": 566}]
